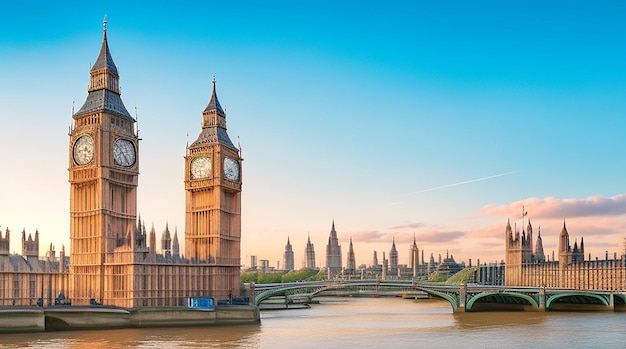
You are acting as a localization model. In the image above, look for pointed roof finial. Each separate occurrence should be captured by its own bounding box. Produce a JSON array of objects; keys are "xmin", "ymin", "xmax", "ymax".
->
[
  {"xmin": 91, "ymin": 15, "xmax": 118, "ymax": 75},
  {"xmin": 204, "ymin": 76, "xmax": 225, "ymax": 115}
]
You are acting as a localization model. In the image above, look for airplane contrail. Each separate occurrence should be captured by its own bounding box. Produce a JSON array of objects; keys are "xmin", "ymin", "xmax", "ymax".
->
[{"xmin": 411, "ymin": 171, "xmax": 516, "ymax": 194}]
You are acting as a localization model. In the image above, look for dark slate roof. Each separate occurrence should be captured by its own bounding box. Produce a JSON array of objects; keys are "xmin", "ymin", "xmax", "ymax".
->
[
  {"xmin": 203, "ymin": 81, "xmax": 225, "ymax": 116},
  {"xmin": 190, "ymin": 127, "xmax": 235, "ymax": 149},
  {"xmin": 74, "ymin": 89, "xmax": 134, "ymax": 119},
  {"xmin": 91, "ymin": 31, "xmax": 118, "ymax": 75}
]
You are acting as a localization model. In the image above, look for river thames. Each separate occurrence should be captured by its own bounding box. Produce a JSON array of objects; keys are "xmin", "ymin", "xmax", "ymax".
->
[{"xmin": 1, "ymin": 297, "xmax": 624, "ymax": 348}]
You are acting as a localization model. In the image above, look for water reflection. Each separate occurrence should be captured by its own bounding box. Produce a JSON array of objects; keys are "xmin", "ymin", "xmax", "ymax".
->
[
  {"xmin": 0, "ymin": 324, "xmax": 262, "ymax": 349},
  {"xmin": 453, "ymin": 311, "xmax": 546, "ymax": 329},
  {"xmin": 1, "ymin": 298, "xmax": 624, "ymax": 349}
]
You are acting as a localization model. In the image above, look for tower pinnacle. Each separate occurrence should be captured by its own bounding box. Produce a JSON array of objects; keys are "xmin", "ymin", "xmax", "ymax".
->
[{"xmin": 204, "ymin": 77, "xmax": 225, "ymax": 116}]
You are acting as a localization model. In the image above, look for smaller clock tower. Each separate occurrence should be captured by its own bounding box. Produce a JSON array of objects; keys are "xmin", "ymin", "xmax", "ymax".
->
[{"xmin": 184, "ymin": 78, "xmax": 242, "ymax": 297}]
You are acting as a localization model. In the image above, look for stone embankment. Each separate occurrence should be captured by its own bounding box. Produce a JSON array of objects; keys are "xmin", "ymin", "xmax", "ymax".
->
[{"xmin": 0, "ymin": 305, "xmax": 260, "ymax": 333}]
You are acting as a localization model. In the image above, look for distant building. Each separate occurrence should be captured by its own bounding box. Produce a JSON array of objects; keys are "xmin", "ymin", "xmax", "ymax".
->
[
  {"xmin": 283, "ymin": 237, "xmax": 294, "ymax": 271},
  {"xmin": 250, "ymin": 255, "xmax": 257, "ymax": 270},
  {"xmin": 382, "ymin": 252, "xmax": 388, "ymax": 280},
  {"xmin": 346, "ymin": 237, "xmax": 356, "ymax": 274},
  {"xmin": 505, "ymin": 215, "xmax": 625, "ymax": 290},
  {"xmin": 388, "ymin": 238, "xmax": 398, "ymax": 278},
  {"xmin": 433, "ymin": 250, "xmax": 465, "ymax": 276},
  {"xmin": 409, "ymin": 235, "xmax": 419, "ymax": 277},
  {"xmin": 304, "ymin": 235, "xmax": 316, "ymax": 269},
  {"xmin": 325, "ymin": 220, "xmax": 342, "ymax": 276}
]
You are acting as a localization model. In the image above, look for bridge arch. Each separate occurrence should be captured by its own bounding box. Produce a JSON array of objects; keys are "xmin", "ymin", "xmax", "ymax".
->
[
  {"xmin": 412, "ymin": 287, "xmax": 460, "ymax": 311},
  {"xmin": 255, "ymin": 282, "xmax": 463, "ymax": 312},
  {"xmin": 466, "ymin": 291, "xmax": 539, "ymax": 312},
  {"xmin": 255, "ymin": 285, "xmax": 321, "ymax": 305},
  {"xmin": 546, "ymin": 292, "xmax": 610, "ymax": 311},
  {"xmin": 309, "ymin": 283, "xmax": 461, "ymax": 312}
]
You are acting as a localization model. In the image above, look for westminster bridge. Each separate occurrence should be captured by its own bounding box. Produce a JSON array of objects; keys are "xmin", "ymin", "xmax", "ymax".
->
[{"xmin": 254, "ymin": 280, "xmax": 626, "ymax": 312}]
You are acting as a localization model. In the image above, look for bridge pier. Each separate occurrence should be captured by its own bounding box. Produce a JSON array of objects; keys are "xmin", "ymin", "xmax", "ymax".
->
[
  {"xmin": 538, "ymin": 287, "xmax": 546, "ymax": 312},
  {"xmin": 455, "ymin": 284, "xmax": 466, "ymax": 313}
]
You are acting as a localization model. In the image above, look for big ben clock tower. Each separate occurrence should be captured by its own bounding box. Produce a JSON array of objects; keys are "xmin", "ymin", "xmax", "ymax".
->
[
  {"xmin": 185, "ymin": 78, "xmax": 242, "ymax": 297},
  {"xmin": 68, "ymin": 19, "xmax": 139, "ymax": 304}
]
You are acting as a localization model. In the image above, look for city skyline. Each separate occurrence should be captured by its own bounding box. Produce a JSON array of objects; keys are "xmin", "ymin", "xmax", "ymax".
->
[{"xmin": 1, "ymin": 1, "xmax": 625, "ymax": 267}]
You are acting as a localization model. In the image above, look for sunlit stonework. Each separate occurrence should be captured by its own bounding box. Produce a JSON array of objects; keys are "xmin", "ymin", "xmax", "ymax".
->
[{"xmin": 0, "ymin": 20, "xmax": 243, "ymax": 307}]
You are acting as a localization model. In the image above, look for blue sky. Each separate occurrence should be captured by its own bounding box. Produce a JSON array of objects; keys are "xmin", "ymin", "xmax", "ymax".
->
[{"xmin": 1, "ymin": 1, "xmax": 625, "ymax": 267}]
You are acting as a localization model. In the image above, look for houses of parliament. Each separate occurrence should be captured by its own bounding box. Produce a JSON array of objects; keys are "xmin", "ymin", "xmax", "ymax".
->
[
  {"xmin": 505, "ymin": 216, "xmax": 625, "ymax": 290},
  {"xmin": 0, "ymin": 21, "xmax": 242, "ymax": 307}
]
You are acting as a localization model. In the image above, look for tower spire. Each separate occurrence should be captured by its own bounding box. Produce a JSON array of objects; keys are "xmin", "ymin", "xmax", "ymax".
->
[
  {"xmin": 74, "ymin": 16, "xmax": 131, "ymax": 119},
  {"xmin": 204, "ymin": 76, "xmax": 225, "ymax": 116},
  {"xmin": 91, "ymin": 15, "xmax": 118, "ymax": 76},
  {"xmin": 192, "ymin": 76, "xmax": 234, "ymax": 148}
]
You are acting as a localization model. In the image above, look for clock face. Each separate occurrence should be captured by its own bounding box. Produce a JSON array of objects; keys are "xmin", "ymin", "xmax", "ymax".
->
[
  {"xmin": 223, "ymin": 157, "xmax": 240, "ymax": 182},
  {"xmin": 73, "ymin": 135, "xmax": 94, "ymax": 165},
  {"xmin": 190, "ymin": 156, "xmax": 211, "ymax": 179},
  {"xmin": 113, "ymin": 139, "xmax": 136, "ymax": 167}
]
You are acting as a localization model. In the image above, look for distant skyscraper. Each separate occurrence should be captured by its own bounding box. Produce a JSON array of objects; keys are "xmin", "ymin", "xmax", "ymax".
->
[
  {"xmin": 428, "ymin": 253, "xmax": 435, "ymax": 274},
  {"xmin": 304, "ymin": 234, "xmax": 316, "ymax": 269},
  {"xmin": 389, "ymin": 238, "xmax": 398, "ymax": 277},
  {"xmin": 346, "ymin": 237, "xmax": 356, "ymax": 273},
  {"xmin": 372, "ymin": 250, "xmax": 378, "ymax": 267},
  {"xmin": 326, "ymin": 220, "xmax": 342, "ymax": 276},
  {"xmin": 382, "ymin": 252, "xmax": 388, "ymax": 280},
  {"xmin": 409, "ymin": 235, "xmax": 419, "ymax": 277},
  {"xmin": 283, "ymin": 237, "xmax": 294, "ymax": 271}
]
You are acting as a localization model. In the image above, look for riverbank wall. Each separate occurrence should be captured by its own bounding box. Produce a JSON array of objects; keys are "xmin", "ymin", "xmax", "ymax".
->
[{"xmin": 0, "ymin": 305, "xmax": 260, "ymax": 333}]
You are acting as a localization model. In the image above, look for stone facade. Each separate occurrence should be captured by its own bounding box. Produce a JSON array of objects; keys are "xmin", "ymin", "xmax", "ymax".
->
[
  {"xmin": 505, "ymin": 216, "xmax": 626, "ymax": 290},
  {"xmin": 345, "ymin": 237, "xmax": 356, "ymax": 274},
  {"xmin": 0, "ymin": 228, "xmax": 69, "ymax": 306},
  {"xmin": 325, "ymin": 220, "xmax": 342, "ymax": 276},
  {"xmin": 389, "ymin": 238, "xmax": 398, "ymax": 277},
  {"xmin": 303, "ymin": 235, "xmax": 316, "ymax": 269},
  {"xmin": 283, "ymin": 237, "xmax": 294, "ymax": 271},
  {"xmin": 0, "ymin": 21, "xmax": 242, "ymax": 307},
  {"xmin": 409, "ymin": 236, "xmax": 419, "ymax": 278}
]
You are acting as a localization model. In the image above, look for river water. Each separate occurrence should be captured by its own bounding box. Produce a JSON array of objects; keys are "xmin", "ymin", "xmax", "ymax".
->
[{"xmin": 1, "ymin": 297, "xmax": 624, "ymax": 348}]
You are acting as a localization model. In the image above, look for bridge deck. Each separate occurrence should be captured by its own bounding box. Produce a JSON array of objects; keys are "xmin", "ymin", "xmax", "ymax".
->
[{"xmin": 254, "ymin": 281, "xmax": 626, "ymax": 313}]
